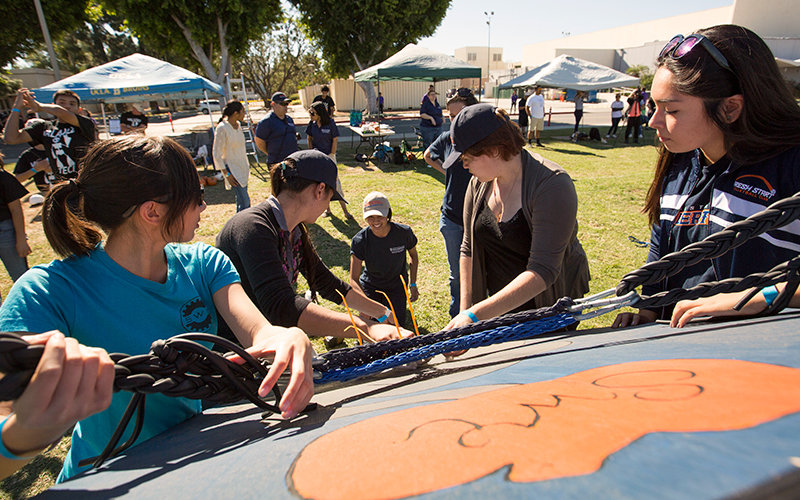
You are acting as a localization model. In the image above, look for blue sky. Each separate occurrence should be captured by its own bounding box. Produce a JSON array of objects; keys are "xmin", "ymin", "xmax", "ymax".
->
[{"xmin": 418, "ymin": 0, "xmax": 733, "ymax": 61}]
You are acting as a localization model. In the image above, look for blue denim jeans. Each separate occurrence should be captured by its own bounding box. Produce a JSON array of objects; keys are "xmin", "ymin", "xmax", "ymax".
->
[
  {"xmin": 232, "ymin": 185, "xmax": 250, "ymax": 212},
  {"xmin": 421, "ymin": 125, "xmax": 442, "ymax": 151},
  {"xmin": 439, "ymin": 213, "xmax": 464, "ymax": 318},
  {"xmin": 0, "ymin": 219, "xmax": 28, "ymax": 283}
]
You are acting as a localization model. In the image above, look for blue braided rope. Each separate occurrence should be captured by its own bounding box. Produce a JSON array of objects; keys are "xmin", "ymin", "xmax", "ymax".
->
[{"xmin": 315, "ymin": 312, "xmax": 577, "ymax": 384}]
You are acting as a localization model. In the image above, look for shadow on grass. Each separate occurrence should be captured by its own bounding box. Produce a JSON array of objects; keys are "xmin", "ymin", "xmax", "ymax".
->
[
  {"xmin": 0, "ymin": 454, "xmax": 63, "ymax": 499},
  {"xmin": 307, "ymin": 223, "xmax": 352, "ymax": 269}
]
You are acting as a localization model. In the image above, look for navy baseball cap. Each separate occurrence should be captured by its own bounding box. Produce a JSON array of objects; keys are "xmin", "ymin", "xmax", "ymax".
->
[
  {"xmin": 442, "ymin": 103, "xmax": 502, "ymax": 169},
  {"xmin": 285, "ymin": 150, "xmax": 347, "ymax": 202},
  {"xmin": 271, "ymin": 92, "xmax": 291, "ymax": 105}
]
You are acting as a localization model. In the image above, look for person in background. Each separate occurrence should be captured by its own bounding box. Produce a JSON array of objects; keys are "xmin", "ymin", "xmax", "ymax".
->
[
  {"xmin": 606, "ymin": 93, "xmax": 625, "ymax": 138},
  {"xmin": 254, "ymin": 92, "xmax": 299, "ymax": 165},
  {"xmin": 0, "ymin": 136, "xmax": 313, "ymax": 481},
  {"xmin": 213, "ymin": 100, "xmax": 251, "ymax": 212},
  {"xmin": 526, "ymin": 86, "xmax": 545, "ymax": 147},
  {"xmin": 624, "ymin": 88, "xmax": 643, "ymax": 143},
  {"xmin": 377, "ymin": 92, "xmax": 384, "ymax": 115},
  {"xmin": 571, "ymin": 91, "xmax": 586, "ymax": 139},
  {"xmin": 611, "ymin": 25, "xmax": 800, "ymax": 328},
  {"xmin": 443, "ymin": 104, "xmax": 590, "ymax": 333},
  {"xmin": 424, "ymin": 87, "xmax": 479, "ymax": 318},
  {"xmin": 517, "ymin": 96, "xmax": 529, "ymax": 139},
  {"xmin": 0, "ymin": 152, "xmax": 31, "ymax": 291},
  {"xmin": 349, "ymin": 192, "xmax": 419, "ymax": 328},
  {"xmin": 510, "ymin": 90, "xmax": 518, "ymax": 113},
  {"xmin": 3, "ymin": 89, "xmax": 95, "ymax": 180},
  {"xmin": 119, "ymin": 104, "xmax": 148, "ymax": 135},
  {"xmin": 306, "ymin": 101, "xmax": 352, "ymax": 219},
  {"xmin": 419, "ymin": 88, "xmax": 443, "ymax": 150},
  {"xmin": 13, "ymin": 120, "xmax": 54, "ymax": 194},
  {"xmin": 312, "ymin": 85, "xmax": 336, "ymax": 116},
  {"xmin": 216, "ymin": 150, "xmax": 411, "ymax": 347}
]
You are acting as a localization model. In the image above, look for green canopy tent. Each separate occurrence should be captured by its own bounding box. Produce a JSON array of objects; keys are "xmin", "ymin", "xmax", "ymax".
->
[{"xmin": 351, "ymin": 44, "xmax": 481, "ymax": 147}]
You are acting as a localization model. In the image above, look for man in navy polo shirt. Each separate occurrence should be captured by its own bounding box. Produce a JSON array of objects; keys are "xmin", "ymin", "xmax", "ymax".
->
[{"xmin": 255, "ymin": 91, "xmax": 299, "ymax": 164}]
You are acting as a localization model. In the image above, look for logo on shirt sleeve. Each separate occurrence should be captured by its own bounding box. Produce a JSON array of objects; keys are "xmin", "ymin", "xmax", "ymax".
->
[{"xmin": 180, "ymin": 298, "xmax": 213, "ymax": 331}]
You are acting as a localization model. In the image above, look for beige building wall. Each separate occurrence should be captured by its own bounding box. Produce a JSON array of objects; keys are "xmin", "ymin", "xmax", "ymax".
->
[
  {"xmin": 9, "ymin": 68, "xmax": 74, "ymax": 90},
  {"xmin": 454, "ymin": 46, "xmax": 506, "ymax": 74},
  {"xmin": 522, "ymin": 6, "xmax": 733, "ymax": 67},
  {"xmin": 731, "ymin": 0, "xmax": 799, "ymax": 37}
]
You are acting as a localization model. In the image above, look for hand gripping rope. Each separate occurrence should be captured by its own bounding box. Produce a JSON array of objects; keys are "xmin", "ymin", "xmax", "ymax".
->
[{"xmin": 1, "ymin": 191, "xmax": 800, "ymax": 469}]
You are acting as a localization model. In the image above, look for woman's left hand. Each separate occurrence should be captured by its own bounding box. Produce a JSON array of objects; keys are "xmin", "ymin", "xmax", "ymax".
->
[
  {"xmin": 670, "ymin": 290, "xmax": 766, "ymax": 328},
  {"xmin": 409, "ymin": 286, "xmax": 419, "ymax": 302},
  {"xmin": 226, "ymin": 326, "xmax": 314, "ymax": 420}
]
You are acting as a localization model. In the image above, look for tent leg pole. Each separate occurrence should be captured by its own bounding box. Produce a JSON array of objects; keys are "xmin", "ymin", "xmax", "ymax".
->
[
  {"xmin": 99, "ymin": 101, "xmax": 108, "ymax": 139},
  {"xmin": 204, "ymin": 90, "xmax": 215, "ymax": 136}
]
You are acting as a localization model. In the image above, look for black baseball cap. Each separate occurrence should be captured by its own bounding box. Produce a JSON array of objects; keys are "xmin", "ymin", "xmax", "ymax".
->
[
  {"xmin": 271, "ymin": 92, "xmax": 291, "ymax": 105},
  {"xmin": 285, "ymin": 150, "xmax": 347, "ymax": 202},
  {"xmin": 442, "ymin": 103, "xmax": 502, "ymax": 169}
]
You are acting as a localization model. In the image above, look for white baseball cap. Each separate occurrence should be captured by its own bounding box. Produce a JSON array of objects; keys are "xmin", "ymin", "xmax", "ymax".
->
[{"xmin": 362, "ymin": 191, "xmax": 390, "ymax": 218}]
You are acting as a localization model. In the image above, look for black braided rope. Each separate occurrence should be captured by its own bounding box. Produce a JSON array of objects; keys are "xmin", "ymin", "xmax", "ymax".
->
[
  {"xmin": 635, "ymin": 256, "xmax": 800, "ymax": 309},
  {"xmin": 617, "ymin": 192, "xmax": 800, "ymax": 296},
  {"xmin": 0, "ymin": 332, "xmax": 285, "ymax": 468},
  {"xmin": 312, "ymin": 297, "xmax": 575, "ymax": 373}
]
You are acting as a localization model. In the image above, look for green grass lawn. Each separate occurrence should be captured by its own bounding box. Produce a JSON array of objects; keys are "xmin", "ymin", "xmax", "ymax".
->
[{"xmin": 0, "ymin": 129, "xmax": 659, "ymax": 498}]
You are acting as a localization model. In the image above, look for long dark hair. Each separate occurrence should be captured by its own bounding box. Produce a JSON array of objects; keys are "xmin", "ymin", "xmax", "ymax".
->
[
  {"xmin": 269, "ymin": 158, "xmax": 334, "ymax": 299},
  {"xmin": 43, "ymin": 136, "xmax": 202, "ymax": 257},
  {"xmin": 309, "ymin": 101, "xmax": 331, "ymax": 126},
  {"xmin": 218, "ymin": 100, "xmax": 244, "ymax": 123},
  {"xmin": 644, "ymin": 24, "xmax": 800, "ymax": 224}
]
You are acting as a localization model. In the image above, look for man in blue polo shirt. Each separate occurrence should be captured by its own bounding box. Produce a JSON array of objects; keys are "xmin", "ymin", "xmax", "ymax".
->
[{"xmin": 255, "ymin": 91, "xmax": 299, "ymax": 164}]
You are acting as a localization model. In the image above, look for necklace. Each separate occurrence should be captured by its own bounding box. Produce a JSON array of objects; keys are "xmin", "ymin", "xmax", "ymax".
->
[{"xmin": 492, "ymin": 173, "xmax": 521, "ymax": 223}]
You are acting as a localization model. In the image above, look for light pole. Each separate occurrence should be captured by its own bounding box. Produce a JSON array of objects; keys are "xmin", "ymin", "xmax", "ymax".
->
[{"xmin": 484, "ymin": 11, "xmax": 494, "ymax": 99}]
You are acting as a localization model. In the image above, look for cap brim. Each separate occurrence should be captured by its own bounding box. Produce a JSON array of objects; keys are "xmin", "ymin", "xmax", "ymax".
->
[
  {"xmin": 441, "ymin": 150, "xmax": 462, "ymax": 170},
  {"xmin": 331, "ymin": 185, "xmax": 347, "ymax": 203},
  {"xmin": 363, "ymin": 209, "xmax": 387, "ymax": 218}
]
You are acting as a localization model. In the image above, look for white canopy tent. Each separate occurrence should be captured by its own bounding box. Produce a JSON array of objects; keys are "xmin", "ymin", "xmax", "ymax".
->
[{"xmin": 499, "ymin": 55, "xmax": 639, "ymax": 91}]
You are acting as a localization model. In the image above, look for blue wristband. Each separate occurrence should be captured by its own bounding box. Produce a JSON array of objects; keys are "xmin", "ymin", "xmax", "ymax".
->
[
  {"xmin": 11, "ymin": 108, "xmax": 21, "ymax": 114},
  {"xmin": 762, "ymin": 285, "xmax": 779, "ymax": 307},
  {"xmin": 375, "ymin": 308, "xmax": 391, "ymax": 323},
  {"xmin": 0, "ymin": 414, "xmax": 40, "ymax": 460},
  {"xmin": 409, "ymin": 283, "xmax": 417, "ymax": 288},
  {"xmin": 461, "ymin": 310, "xmax": 478, "ymax": 323}
]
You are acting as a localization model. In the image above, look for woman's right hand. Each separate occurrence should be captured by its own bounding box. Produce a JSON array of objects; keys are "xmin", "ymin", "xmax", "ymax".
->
[
  {"xmin": 366, "ymin": 323, "xmax": 413, "ymax": 342},
  {"xmin": 3, "ymin": 332, "xmax": 114, "ymax": 458},
  {"xmin": 611, "ymin": 309, "xmax": 657, "ymax": 328}
]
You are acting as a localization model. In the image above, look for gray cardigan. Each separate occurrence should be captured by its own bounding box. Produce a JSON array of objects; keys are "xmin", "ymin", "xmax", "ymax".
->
[{"xmin": 460, "ymin": 150, "xmax": 590, "ymax": 308}]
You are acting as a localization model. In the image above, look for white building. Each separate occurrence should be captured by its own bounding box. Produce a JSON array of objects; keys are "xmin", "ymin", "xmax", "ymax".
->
[{"xmin": 520, "ymin": 0, "xmax": 800, "ymax": 84}]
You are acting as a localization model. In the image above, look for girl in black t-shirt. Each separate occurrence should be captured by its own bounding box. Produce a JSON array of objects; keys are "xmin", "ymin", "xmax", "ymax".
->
[{"xmin": 0, "ymin": 153, "xmax": 31, "ymax": 288}]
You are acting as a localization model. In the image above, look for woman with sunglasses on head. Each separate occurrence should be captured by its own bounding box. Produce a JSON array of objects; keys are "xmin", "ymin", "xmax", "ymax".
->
[
  {"xmin": 216, "ymin": 150, "xmax": 411, "ymax": 346},
  {"xmin": 613, "ymin": 25, "xmax": 800, "ymax": 329},
  {"xmin": 306, "ymin": 101, "xmax": 352, "ymax": 219},
  {"xmin": 0, "ymin": 136, "xmax": 313, "ymax": 482},
  {"xmin": 444, "ymin": 103, "xmax": 590, "ymax": 333}
]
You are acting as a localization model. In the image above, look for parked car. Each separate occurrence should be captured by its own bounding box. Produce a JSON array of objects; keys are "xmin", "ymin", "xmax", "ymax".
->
[{"xmin": 198, "ymin": 99, "xmax": 222, "ymax": 114}]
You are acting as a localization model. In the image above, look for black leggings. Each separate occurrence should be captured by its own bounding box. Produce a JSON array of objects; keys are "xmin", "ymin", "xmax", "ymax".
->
[
  {"xmin": 608, "ymin": 117, "xmax": 621, "ymax": 135},
  {"xmin": 362, "ymin": 280, "xmax": 408, "ymax": 328},
  {"xmin": 573, "ymin": 110, "xmax": 583, "ymax": 133}
]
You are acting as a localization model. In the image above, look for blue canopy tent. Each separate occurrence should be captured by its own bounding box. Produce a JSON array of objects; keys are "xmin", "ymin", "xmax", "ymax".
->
[{"xmin": 33, "ymin": 53, "xmax": 224, "ymax": 135}]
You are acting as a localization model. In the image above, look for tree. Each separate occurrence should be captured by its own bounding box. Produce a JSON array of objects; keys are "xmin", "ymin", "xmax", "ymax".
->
[
  {"xmin": 0, "ymin": 0, "xmax": 90, "ymax": 68},
  {"xmin": 103, "ymin": 0, "xmax": 282, "ymax": 84},
  {"xmin": 626, "ymin": 65, "xmax": 654, "ymax": 90},
  {"xmin": 24, "ymin": 2, "xmax": 139, "ymax": 74},
  {"xmin": 236, "ymin": 17, "xmax": 328, "ymax": 107},
  {"xmin": 291, "ymin": 0, "xmax": 451, "ymax": 113}
]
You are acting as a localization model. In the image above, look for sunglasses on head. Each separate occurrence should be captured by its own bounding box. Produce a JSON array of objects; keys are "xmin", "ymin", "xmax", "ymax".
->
[
  {"xmin": 659, "ymin": 34, "xmax": 734, "ymax": 75},
  {"xmin": 448, "ymin": 88, "xmax": 472, "ymax": 99}
]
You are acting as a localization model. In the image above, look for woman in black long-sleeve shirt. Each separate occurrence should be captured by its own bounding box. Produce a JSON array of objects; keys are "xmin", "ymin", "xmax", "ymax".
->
[{"xmin": 217, "ymin": 150, "xmax": 410, "ymax": 343}]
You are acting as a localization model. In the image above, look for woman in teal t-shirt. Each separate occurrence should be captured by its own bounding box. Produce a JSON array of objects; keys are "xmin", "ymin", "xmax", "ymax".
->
[{"xmin": 0, "ymin": 136, "xmax": 313, "ymax": 483}]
